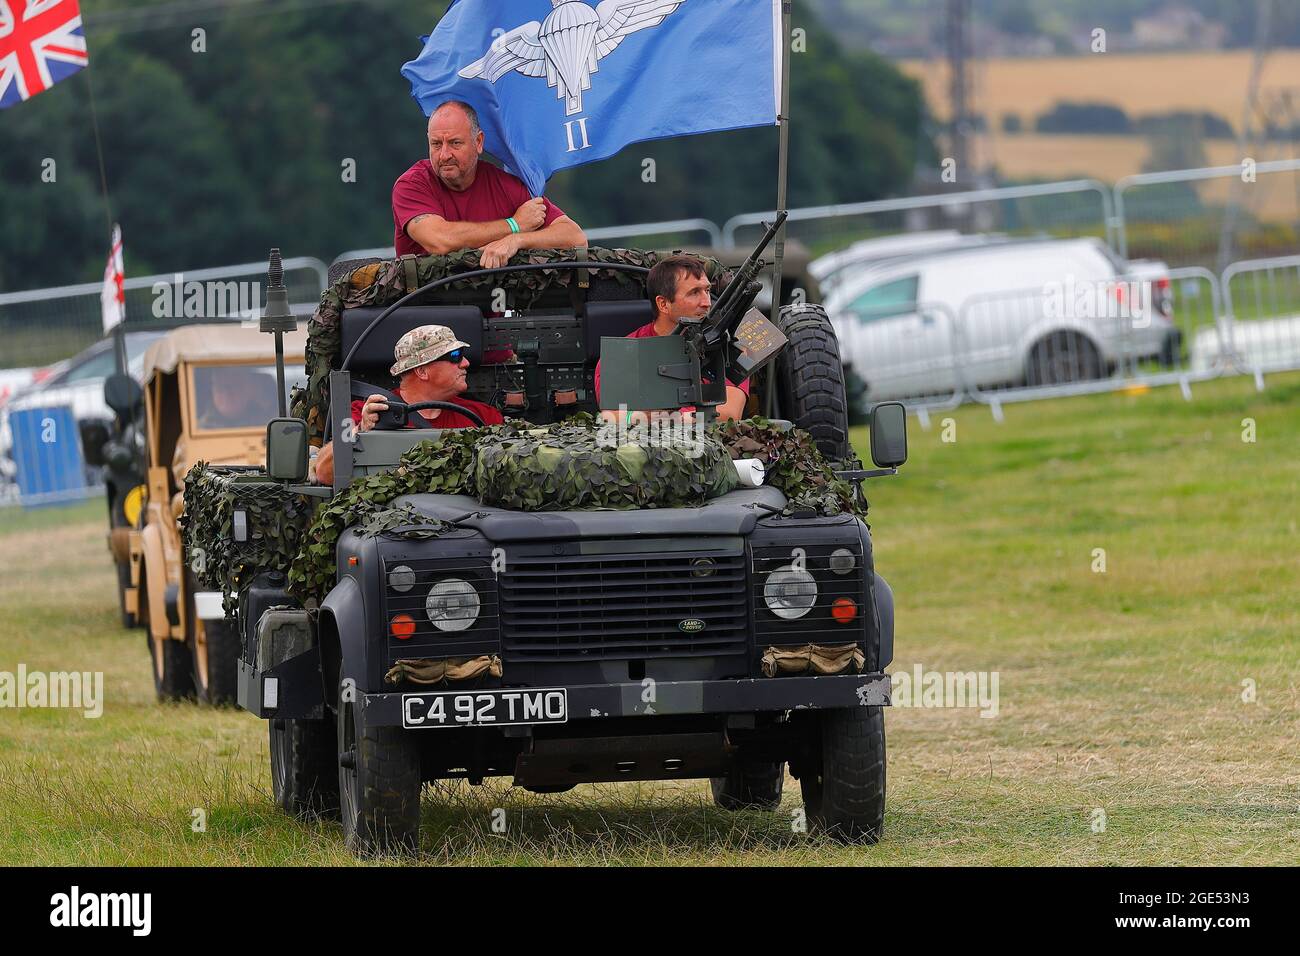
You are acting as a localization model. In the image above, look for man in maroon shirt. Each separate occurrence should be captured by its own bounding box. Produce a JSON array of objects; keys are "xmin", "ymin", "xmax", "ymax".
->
[
  {"xmin": 314, "ymin": 324, "xmax": 503, "ymax": 485},
  {"xmin": 392, "ymin": 100, "xmax": 587, "ymax": 268},
  {"xmin": 594, "ymin": 255, "xmax": 750, "ymax": 424}
]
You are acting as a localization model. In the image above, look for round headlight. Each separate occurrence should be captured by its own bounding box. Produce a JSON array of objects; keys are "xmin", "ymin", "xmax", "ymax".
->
[
  {"xmin": 829, "ymin": 548, "xmax": 856, "ymax": 575},
  {"xmin": 425, "ymin": 578, "xmax": 480, "ymax": 632},
  {"xmin": 387, "ymin": 565, "xmax": 416, "ymax": 593},
  {"xmin": 763, "ymin": 565, "xmax": 817, "ymax": 620}
]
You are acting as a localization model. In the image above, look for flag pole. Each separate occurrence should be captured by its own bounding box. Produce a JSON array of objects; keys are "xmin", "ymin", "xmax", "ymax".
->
[
  {"xmin": 80, "ymin": 20, "xmax": 126, "ymax": 374},
  {"xmin": 764, "ymin": 0, "xmax": 792, "ymax": 417}
]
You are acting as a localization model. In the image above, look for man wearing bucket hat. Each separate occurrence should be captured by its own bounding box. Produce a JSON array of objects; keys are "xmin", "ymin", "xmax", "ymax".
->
[{"xmin": 314, "ymin": 324, "xmax": 503, "ymax": 485}]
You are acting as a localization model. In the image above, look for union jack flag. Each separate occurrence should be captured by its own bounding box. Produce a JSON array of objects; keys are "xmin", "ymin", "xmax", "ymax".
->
[{"xmin": 0, "ymin": 0, "xmax": 88, "ymax": 110}]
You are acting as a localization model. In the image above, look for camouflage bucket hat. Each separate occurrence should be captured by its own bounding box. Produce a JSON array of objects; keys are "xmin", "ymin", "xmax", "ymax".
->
[{"xmin": 390, "ymin": 325, "xmax": 472, "ymax": 376}]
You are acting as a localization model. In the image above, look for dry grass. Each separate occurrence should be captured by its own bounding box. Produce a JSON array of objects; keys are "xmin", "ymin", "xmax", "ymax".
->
[
  {"xmin": 899, "ymin": 51, "xmax": 1300, "ymax": 196},
  {"xmin": 902, "ymin": 50, "xmax": 1300, "ymax": 130}
]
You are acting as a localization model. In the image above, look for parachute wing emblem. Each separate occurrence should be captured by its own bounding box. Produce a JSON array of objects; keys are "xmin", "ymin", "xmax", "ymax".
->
[{"xmin": 458, "ymin": 1, "xmax": 687, "ymax": 117}]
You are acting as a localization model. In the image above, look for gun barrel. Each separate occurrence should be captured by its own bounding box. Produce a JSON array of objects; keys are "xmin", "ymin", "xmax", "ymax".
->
[{"xmin": 701, "ymin": 211, "xmax": 789, "ymax": 339}]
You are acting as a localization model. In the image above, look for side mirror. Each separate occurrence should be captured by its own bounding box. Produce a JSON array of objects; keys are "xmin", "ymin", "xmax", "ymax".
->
[
  {"xmin": 869, "ymin": 401, "xmax": 908, "ymax": 469},
  {"xmin": 104, "ymin": 373, "xmax": 142, "ymax": 420},
  {"xmin": 79, "ymin": 419, "xmax": 112, "ymax": 469},
  {"xmin": 266, "ymin": 418, "xmax": 308, "ymax": 483}
]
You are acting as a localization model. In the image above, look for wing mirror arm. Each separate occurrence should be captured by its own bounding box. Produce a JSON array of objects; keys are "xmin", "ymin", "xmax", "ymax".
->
[{"xmin": 835, "ymin": 467, "xmax": 898, "ymax": 481}]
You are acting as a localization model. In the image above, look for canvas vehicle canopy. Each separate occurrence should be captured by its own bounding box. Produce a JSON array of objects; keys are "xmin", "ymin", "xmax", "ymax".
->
[{"xmin": 142, "ymin": 323, "xmax": 309, "ymax": 382}]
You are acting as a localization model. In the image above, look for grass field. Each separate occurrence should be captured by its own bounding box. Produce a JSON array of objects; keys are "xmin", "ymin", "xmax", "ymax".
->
[{"xmin": 1, "ymin": 373, "xmax": 1297, "ymax": 865}]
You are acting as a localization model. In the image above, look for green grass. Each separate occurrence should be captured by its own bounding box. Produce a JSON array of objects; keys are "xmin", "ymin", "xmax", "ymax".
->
[{"xmin": 1, "ymin": 372, "xmax": 1298, "ymax": 864}]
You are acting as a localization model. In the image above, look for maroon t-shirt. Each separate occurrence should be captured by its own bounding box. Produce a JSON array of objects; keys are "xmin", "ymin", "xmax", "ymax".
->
[
  {"xmin": 392, "ymin": 160, "xmax": 565, "ymax": 257},
  {"xmin": 350, "ymin": 394, "xmax": 504, "ymax": 430},
  {"xmin": 593, "ymin": 320, "xmax": 750, "ymax": 406}
]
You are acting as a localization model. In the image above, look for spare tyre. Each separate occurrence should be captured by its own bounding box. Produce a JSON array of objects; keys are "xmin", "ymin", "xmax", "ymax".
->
[{"xmin": 772, "ymin": 303, "xmax": 851, "ymax": 460}]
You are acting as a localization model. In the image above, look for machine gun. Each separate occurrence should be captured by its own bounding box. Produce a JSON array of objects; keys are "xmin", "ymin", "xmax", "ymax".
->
[{"xmin": 598, "ymin": 212, "xmax": 790, "ymax": 423}]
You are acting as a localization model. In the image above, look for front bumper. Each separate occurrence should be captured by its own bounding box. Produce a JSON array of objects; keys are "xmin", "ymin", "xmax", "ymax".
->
[{"xmin": 358, "ymin": 672, "xmax": 891, "ymax": 730}]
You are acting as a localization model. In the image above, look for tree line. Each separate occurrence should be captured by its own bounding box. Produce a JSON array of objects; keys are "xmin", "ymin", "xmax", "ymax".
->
[{"xmin": 0, "ymin": 0, "xmax": 932, "ymax": 293}]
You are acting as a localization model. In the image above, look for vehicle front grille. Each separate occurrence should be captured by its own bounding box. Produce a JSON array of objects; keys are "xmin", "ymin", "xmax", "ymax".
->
[{"xmin": 499, "ymin": 543, "xmax": 749, "ymax": 662}]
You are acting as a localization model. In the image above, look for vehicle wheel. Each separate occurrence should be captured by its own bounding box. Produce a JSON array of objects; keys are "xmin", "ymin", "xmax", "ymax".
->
[
  {"xmin": 270, "ymin": 717, "xmax": 340, "ymax": 819},
  {"xmin": 337, "ymin": 682, "xmax": 421, "ymax": 855},
  {"xmin": 1025, "ymin": 331, "xmax": 1103, "ymax": 386},
  {"xmin": 188, "ymin": 617, "xmax": 240, "ymax": 706},
  {"xmin": 711, "ymin": 758, "xmax": 785, "ymax": 810},
  {"xmin": 146, "ymin": 632, "xmax": 195, "ymax": 702},
  {"xmin": 799, "ymin": 707, "xmax": 885, "ymax": 843},
  {"xmin": 116, "ymin": 560, "xmax": 137, "ymax": 629},
  {"xmin": 773, "ymin": 303, "xmax": 851, "ymax": 460},
  {"xmin": 142, "ymin": 569, "xmax": 194, "ymax": 702}
]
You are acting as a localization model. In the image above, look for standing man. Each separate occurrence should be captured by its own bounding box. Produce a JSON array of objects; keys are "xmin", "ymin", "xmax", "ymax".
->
[
  {"xmin": 594, "ymin": 255, "xmax": 750, "ymax": 423},
  {"xmin": 393, "ymin": 100, "xmax": 587, "ymax": 268}
]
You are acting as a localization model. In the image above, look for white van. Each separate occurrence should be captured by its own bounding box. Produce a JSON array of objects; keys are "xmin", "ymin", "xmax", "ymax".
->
[{"xmin": 825, "ymin": 237, "xmax": 1179, "ymax": 401}]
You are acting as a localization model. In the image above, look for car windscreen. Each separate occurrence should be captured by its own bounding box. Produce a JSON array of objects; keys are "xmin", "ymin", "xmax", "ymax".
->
[
  {"xmin": 42, "ymin": 332, "xmax": 166, "ymax": 387},
  {"xmin": 848, "ymin": 275, "xmax": 920, "ymax": 322},
  {"xmin": 190, "ymin": 363, "xmax": 306, "ymax": 431}
]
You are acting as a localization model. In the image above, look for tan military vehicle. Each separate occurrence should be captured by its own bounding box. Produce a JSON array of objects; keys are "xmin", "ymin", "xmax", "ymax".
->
[{"xmin": 129, "ymin": 323, "xmax": 307, "ymax": 704}]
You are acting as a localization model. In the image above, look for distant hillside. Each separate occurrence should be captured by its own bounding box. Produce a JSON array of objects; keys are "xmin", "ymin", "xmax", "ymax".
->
[{"xmin": 804, "ymin": 0, "xmax": 1300, "ymax": 57}]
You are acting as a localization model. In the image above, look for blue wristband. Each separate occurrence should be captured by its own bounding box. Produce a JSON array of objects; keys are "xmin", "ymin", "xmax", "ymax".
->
[{"xmin": 506, "ymin": 217, "xmax": 520, "ymax": 234}]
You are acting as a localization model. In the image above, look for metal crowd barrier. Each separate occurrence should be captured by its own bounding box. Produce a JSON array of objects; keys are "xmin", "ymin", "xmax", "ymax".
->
[
  {"xmin": 723, "ymin": 180, "xmax": 1116, "ymax": 253},
  {"xmin": 1220, "ymin": 254, "xmax": 1300, "ymax": 377},
  {"xmin": 0, "ymin": 257, "xmax": 329, "ymax": 370}
]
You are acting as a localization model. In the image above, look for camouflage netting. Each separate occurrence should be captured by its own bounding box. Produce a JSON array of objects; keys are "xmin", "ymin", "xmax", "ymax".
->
[
  {"xmin": 474, "ymin": 416, "xmax": 737, "ymax": 510},
  {"xmin": 287, "ymin": 415, "xmax": 742, "ymax": 605},
  {"xmin": 291, "ymin": 247, "xmax": 733, "ymax": 448},
  {"xmin": 714, "ymin": 418, "xmax": 866, "ymax": 519},
  {"xmin": 181, "ymin": 464, "xmax": 313, "ymax": 613}
]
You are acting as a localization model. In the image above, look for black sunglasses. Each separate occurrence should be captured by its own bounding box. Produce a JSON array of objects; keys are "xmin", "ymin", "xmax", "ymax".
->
[{"xmin": 436, "ymin": 349, "xmax": 465, "ymax": 363}]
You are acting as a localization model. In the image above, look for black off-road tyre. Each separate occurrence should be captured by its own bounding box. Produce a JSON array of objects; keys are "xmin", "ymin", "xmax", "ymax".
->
[
  {"xmin": 799, "ymin": 707, "xmax": 885, "ymax": 843},
  {"xmin": 271, "ymin": 717, "xmax": 341, "ymax": 820},
  {"xmin": 116, "ymin": 560, "xmax": 137, "ymax": 629},
  {"xmin": 1025, "ymin": 331, "xmax": 1103, "ymax": 387},
  {"xmin": 147, "ymin": 633, "xmax": 195, "ymax": 702},
  {"xmin": 188, "ymin": 617, "xmax": 240, "ymax": 706},
  {"xmin": 773, "ymin": 303, "xmax": 851, "ymax": 460},
  {"xmin": 711, "ymin": 759, "xmax": 785, "ymax": 811},
  {"xmin": 142, "ymin": 570, "xmax": 194, "ymax": 702},
  {"xmin": 337, "ymin": 686, "xmax": 421, "ymax": 856}
]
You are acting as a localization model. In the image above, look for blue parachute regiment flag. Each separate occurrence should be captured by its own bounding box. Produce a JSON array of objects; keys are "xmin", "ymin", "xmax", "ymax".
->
[{"xmin": 401, "ymin": 0, "xmax": 783, "ymax": 196}]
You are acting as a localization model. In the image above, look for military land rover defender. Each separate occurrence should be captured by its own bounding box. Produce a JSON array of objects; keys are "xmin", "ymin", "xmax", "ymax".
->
[{"xmin": 188, "ymin": 237, "xmax": 905, "ymax": 855}]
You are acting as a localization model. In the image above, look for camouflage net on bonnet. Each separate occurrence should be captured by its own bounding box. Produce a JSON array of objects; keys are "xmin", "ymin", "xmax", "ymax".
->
[
  {"xmin": 474, "ymin": 416, "xmax": 738, "ymax": 510},
  {"xmin": 288, "ymin": 415, "xmax": 736, "ymax": 604},
  {"xmin": 279, "ymin": 416, "xmax": 865, "ymax": 607},
  {"xmin": 291, "ymin": 246, "xmax": 733, "ymax": 448}
]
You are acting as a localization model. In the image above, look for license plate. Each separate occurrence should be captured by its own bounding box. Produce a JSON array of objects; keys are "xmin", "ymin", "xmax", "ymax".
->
[{"xmin": 401, "ymin": 688, "xmax": 568, "ymax": 729}]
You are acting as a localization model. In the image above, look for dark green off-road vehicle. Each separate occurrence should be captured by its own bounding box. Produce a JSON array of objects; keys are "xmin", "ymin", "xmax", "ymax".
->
[{"xmin": 191, "ymin": 237, "xmax": 905, "ymax": 856}]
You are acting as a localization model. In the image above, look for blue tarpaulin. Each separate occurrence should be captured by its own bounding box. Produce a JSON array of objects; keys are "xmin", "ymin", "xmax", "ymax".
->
[{"xmin": 9, "ymin": 406, "xmax": 89, "ymax": 507}]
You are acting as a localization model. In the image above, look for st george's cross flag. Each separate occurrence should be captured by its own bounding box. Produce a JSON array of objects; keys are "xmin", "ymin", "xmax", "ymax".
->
[
  {"xmin": 101, "ymin": 224, "xmax": 125, "ymax": 334},
  {"xmin": 0, "ymin": 0, "xmax": 89, "ymax": 110}
]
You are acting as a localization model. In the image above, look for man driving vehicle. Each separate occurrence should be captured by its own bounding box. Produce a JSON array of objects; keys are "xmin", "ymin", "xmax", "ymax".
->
[
  {"xmin": 314, "ymin": 324, "xmax": 503, "ymax": 485},
  {"xmin": 393, "ymin": 100, "xmax": 587, "ymax": 268},
  {"xmin": 595, "ymin": 255, "xmax": 750, "ymax": 424},
  {"xmin": 194, "ymin": 365, "xmax": 281, "ymax": 431}
]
